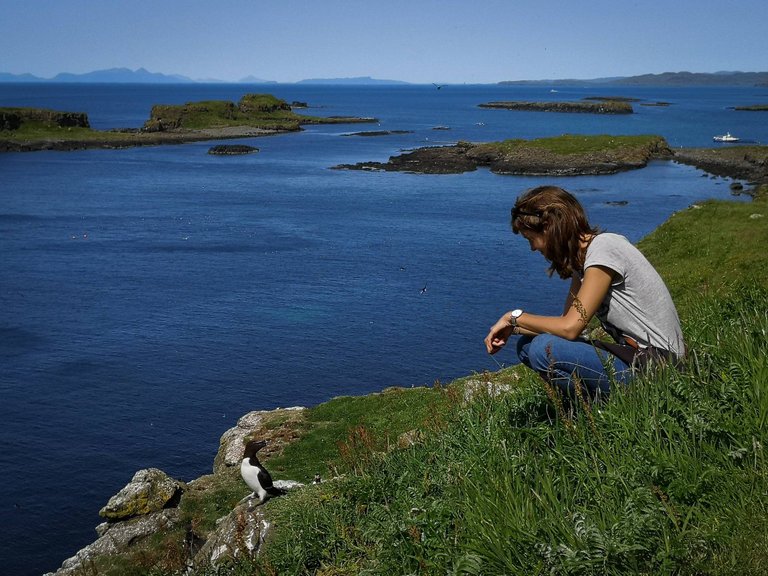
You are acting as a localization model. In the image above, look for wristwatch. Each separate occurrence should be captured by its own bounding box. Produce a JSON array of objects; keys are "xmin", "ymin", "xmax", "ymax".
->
[{"xmin": 509, "ymin": 309, "xmax": 523, "ymax": 326}]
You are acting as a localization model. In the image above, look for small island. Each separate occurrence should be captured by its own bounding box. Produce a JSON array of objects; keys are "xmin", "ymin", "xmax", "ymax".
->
[
  {"xmin": 478, "ymin": 100, "xmax": 634, "ymax": 114},
  {"xmin": 333, "ymin": 134, "xmax": 768, "ymax": 191},
  {"xmin": 0, "ymin": 94, "xmax": 377, "ymax": 153},
  {"xmin": 733, "ymin": 104, "xmax": 768, "ymax": 111},
  {"xmin": 333, "ymin": 134, "xmax": 671, "ymax": 175}
]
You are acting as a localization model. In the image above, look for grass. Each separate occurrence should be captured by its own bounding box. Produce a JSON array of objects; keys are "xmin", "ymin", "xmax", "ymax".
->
[
  {"xmin": 639, "ymin": 196, "xmax": 768, "ymax": 314},
  {"xmin": 473, "ymin": 134, "xmax": 666, "ymax": 157},
  {"xmin": 268, "ymin": 385, "xmax": 454, "ymax": 482}
]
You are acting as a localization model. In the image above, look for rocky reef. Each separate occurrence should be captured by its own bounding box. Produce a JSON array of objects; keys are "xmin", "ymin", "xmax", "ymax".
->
[
  {"xmin": 208, "ymin": 144, "xmax": 259, "ymax": 155},
  {"xmin": 343, "ymin": 129, "xmax": 414, "ymax": 137}
]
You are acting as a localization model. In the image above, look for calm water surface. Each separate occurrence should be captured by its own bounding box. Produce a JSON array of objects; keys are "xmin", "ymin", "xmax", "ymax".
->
[{"xmin": 0, "ymin": 83, "xmax": 762, "ymax": 575}]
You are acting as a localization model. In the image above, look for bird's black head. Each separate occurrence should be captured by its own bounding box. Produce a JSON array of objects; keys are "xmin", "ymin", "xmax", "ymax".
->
[{"xmin": 243, "ymin": 439, "xmax": 267, "ymax": 459}]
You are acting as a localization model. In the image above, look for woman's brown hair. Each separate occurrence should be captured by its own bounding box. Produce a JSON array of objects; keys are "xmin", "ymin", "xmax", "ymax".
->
[{"xmin": 511, "ymin": 185, "xmax": 600, "ymax": 279}]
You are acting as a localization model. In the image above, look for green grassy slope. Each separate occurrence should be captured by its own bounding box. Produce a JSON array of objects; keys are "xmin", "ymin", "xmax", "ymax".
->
[{"xmin": 252, "ymin": 193, "xmax": 768, "ymax": 576}]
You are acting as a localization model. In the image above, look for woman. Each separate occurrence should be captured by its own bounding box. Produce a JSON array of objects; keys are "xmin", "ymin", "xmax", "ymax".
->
[{"xmin": 484, "ymin": 185, "xmax": 685, "ymax": 400}]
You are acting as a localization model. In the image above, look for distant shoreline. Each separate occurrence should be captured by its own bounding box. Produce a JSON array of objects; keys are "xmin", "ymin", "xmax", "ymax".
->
[
  {"xmin": 0, "ymin": 126, "xmax": 284, "ymax": 153},
  {"xmin": 0, "ymin": 94, "xmax": 377, "ymax": 153}
]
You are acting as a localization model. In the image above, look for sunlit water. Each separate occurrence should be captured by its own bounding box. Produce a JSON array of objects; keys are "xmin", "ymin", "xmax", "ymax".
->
[{"xmin": 0, "ymin": 82, "xmax": 763, "ymax": 575}]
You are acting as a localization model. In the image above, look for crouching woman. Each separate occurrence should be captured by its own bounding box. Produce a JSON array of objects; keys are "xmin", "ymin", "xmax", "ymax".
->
[{"xmin": 484, "ymin": 185, "xmax": 685, "ymax": 401}]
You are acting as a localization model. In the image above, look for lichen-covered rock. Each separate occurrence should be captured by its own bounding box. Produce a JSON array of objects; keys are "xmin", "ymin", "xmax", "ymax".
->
[
  {"xmin": 99, "ymin": 468, "xmax": 185, "ymax": 520},
  {"xmin": 214, "ymin": 407, "xmax": 305, "ymax": 473}
]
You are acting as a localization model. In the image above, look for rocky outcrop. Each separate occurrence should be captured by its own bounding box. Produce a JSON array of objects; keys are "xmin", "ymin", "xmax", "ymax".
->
[
  {"xmin": 334, "ymin": 143, "xmax": 479, "ymax": 174},
  {"xmin": 673, "ymin": 146, "xmax": 768, "ymax": 185},
  {"xmin": 214, "ymin": 407, "xmax": 305, "ymax": 472},
  {"xmin": 334, "ymin": 136, "xmax": 672, "ymax": 176},
  {"xmin": 44, "ymin": 406, "xmax": 308, "ymax": 576}
]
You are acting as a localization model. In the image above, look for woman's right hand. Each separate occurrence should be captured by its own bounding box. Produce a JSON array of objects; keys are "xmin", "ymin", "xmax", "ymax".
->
[{"xmin": 484, "ymin": 315, "xmax": 515, "ymax": 355}]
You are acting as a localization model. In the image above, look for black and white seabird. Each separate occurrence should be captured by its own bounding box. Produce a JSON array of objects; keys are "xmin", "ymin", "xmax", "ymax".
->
[{"xmin": 240, "ymin": 440, "xmax": 286, "ymax": 505}]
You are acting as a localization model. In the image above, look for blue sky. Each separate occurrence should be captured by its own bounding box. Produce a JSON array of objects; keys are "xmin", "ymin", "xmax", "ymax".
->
[{"xmin": 2, "ymin": 0, "xmax": 765, "ymax": 83}]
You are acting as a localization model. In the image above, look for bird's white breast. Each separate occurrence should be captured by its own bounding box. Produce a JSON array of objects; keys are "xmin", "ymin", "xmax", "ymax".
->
[{"xmin": 240, "ymin": 458, "xmax": 265, "ymax": 496}]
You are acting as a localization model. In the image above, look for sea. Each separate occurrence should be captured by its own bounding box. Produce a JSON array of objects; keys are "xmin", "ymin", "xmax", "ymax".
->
[{"xmin": 1, "ymin": 82, "xmax": 765, "ymax": 576}]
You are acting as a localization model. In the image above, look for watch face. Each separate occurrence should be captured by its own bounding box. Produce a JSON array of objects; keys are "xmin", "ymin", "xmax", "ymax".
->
[{"xmin": 512, "ymin": 309, "xmax": 523, "ymax": 318}]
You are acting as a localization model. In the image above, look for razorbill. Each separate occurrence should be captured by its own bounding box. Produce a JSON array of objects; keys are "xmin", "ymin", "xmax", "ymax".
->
[{"xmin": 240, "ymin": 440, "xmax": 286, "ymax": 505}]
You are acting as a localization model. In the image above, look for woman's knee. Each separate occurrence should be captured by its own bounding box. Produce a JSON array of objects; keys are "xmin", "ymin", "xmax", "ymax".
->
[{"xmin": 521, "ymin": 333, "xmax": 562, "ymax": 372}]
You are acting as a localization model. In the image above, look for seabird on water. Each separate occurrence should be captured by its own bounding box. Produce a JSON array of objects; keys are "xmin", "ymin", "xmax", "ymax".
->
[{"xmin": 240, "ymin": 440, "xmax": 286, "ymax": 505}]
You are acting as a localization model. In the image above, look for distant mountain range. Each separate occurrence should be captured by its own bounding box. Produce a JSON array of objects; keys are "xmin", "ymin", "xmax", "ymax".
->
[
  {"xmin": 0, "ymin": 68, "xmax": 407, "ymax": 85},
  {"xmin": 1, "ymin": 68, "xmax": 767, "ymax": 86},
  {"xmin": 500, "ymin": 71, "xmax": 768, "ymax": 87},
  {"xmin": 0, "ymin": 68, "xmax": 278, "ymax": 84},
  {"xmin": 0, "ymin": 68, "xmax": 197, "ymax": 83}
]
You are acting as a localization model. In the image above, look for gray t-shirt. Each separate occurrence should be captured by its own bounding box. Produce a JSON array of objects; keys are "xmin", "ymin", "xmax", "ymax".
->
[{"xmin": 584, "ymin": 233, "xmax": 685, "ymax": 358}]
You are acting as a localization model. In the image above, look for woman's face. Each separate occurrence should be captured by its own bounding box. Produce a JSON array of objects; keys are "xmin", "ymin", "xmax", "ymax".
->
[{"xmin": 521, "ymin": 229, "xmax": 547, "ymax": 256}]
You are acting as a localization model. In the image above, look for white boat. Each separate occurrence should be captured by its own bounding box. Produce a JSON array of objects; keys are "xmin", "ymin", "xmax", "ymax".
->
[{"xmin": 713, "ymin": 132, "xmax": 740, "ymax": 142}]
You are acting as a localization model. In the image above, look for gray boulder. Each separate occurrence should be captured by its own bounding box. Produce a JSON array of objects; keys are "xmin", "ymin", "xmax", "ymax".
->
[{"xmin": 99, "ymin": 468, "xmax": 185, "ymax": 520}]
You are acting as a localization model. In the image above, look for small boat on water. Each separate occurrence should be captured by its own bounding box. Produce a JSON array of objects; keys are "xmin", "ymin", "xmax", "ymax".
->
[{"xmin": 713, "ymin": 132, "xmax": 740, "ymax": 142}]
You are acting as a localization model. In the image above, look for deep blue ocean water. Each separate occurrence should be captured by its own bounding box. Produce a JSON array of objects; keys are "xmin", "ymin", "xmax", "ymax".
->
[{"xmin": 1, "ymin": 82, "xmax": 765, "ymax": 575}]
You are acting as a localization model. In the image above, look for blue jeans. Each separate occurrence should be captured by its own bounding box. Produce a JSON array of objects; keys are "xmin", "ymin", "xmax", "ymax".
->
[{"xmin": 516, "ymin": 334, "xmax": 632, "ymax": 400}]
